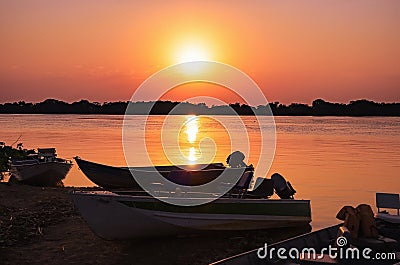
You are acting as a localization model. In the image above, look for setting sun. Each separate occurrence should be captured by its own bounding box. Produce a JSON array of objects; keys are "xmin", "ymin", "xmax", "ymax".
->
[{"xmin": 175, "ymin": 41, "xmax": 212, "ymax": 63}]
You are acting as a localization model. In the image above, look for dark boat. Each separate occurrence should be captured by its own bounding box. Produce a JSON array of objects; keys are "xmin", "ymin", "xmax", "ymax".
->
[
  {"xmin": 211, "ymin": 223, "xmax": 399, "ymax": 265},
  {"xmin": 74, "ymin": 157, "xmax": 227, "ymax": 189},
  {"xmin": 9, "ymin": 148, "xmax": 72, "ymax": 186},
  {"xmin": 212, "ymin": 195, "xmax": 400, "ymax": 265}
]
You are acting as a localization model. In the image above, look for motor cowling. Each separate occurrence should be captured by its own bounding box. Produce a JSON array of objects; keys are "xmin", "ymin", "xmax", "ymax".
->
[{"xmin": 271, "ymin": 173, "xmax": 296, "ymax": 199}]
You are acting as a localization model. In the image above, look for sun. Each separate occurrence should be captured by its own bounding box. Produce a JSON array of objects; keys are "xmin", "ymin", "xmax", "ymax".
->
[{"xmin": 176, "ymin": 44, "xmax": 211, "ymax": 63}]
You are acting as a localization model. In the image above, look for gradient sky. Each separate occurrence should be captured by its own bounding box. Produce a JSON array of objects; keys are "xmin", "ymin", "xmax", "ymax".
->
[{"xmin": 0, "ymin": 0, "xmax": 399, "ymax": 104}]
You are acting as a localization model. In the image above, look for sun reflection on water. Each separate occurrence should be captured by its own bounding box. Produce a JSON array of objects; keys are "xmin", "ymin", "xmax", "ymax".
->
[
  {"xmin": 185, "ymin": 116, "xmax": 199, "ymax": 143},
  {"xmin": 187, "ymin": 147, "xmax": 198, "ymax": 163},
  {"xmin": 183, "ymin": 116, "xmax": 199, "ymax": 163}
]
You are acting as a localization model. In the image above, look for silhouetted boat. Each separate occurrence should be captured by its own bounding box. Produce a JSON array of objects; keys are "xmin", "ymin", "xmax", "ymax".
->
[
  {"xmin": 9, "ymin": 148, "xmax": 72, "ymax": 186},
  {"xmin": 72, "ymin": 190, "xmax": 312, "ymax": 239},
  {"xmin": 74, "ymin": 157, "xmax": 229, "ymax": 189},
  {"xmin": 212, "ymin": 195, "xmax": 400, "ymax": 265},
  {"xmin": 212, "ymin": 223, "xmax": 400, "ymax": 265},
  {"xmin": 211, "ymin": 224, "xmax": 343, "ymax": 265}
]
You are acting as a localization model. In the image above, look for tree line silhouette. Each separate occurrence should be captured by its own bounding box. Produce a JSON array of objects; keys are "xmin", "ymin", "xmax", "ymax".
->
[{"xmin": 0, "ymin": 98, "xmax": 399, "ymax": 116}]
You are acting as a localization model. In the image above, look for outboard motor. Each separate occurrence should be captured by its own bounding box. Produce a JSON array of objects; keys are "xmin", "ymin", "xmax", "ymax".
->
[{"xmin": 271, "ymin": 173, "xmax": 296, "ymax": 199}]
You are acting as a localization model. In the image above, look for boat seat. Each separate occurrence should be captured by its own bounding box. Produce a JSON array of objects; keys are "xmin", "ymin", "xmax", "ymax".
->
[
  {"xmin": 227, "ymin": 171, "xmax": 253, "ymax": 198},
  {"xmin": 376, "ymin": 192, "xmax": 400, "ymax": 216},
  {"xmin": 246, "ymin": 178, "xmax": 273, "ymax": 199},
  {"xmin": 376, "ymin": 193, "xmax": 400, "ymax": 209}
]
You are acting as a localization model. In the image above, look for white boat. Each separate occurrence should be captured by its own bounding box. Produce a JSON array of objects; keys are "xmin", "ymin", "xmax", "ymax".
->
[
  {"xmin": 72, "ymin": 190, "xmax": 311, "ymax": 239},
  {"xmin": 9, "ymin": 148, "xmax": 73, "ymax": 186}
]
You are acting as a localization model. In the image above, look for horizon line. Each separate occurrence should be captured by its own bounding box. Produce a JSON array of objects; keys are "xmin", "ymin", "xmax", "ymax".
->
[{"xmin": 1, "ymin": 98, "xmax": 400, "ymax": 107}]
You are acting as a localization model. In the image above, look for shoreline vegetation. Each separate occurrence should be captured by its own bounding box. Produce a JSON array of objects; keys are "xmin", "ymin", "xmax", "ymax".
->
[{"xmin": 0, "ymin": 98, "xmax": 399, "ymax": 116}]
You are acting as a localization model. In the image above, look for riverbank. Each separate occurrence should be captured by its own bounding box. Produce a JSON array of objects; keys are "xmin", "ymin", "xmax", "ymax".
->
[{"xmin": 0, "ymin": 183, "xmax": 310, "ymax": 265}]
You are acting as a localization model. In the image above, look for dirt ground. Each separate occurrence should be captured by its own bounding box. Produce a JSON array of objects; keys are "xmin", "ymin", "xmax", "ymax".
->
[{"xmin": 0, "ymin": 183, "xmax": 310, "ymax": 265}]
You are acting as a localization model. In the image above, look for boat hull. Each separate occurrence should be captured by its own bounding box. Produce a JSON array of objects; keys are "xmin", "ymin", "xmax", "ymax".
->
[
  {"xmin": 74, "ymin": 157, "xmax": 227, "ymax": 189},
  {"xmin": 72, "ymin": 191, "xmax": 312, "ymax": 239},
  {"xmin": 212, "ymin": 224, "xmax": 343, "ymax": 265},
  {"xmin": 10, "ymin": 161, "xmax": 72, "ymax": 186},
  {"xmin": 75, "ymin": 158, "xmax": 138, "ymax": 189}
]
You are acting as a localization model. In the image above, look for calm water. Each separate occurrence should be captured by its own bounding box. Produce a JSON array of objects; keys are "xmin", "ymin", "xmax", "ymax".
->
[{"xmin": 0, "ymin": 114, "xmax": 399, "ymax": 229}]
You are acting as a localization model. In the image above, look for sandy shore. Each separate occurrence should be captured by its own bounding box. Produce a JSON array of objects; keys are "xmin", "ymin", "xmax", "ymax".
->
[{"xmin": 0, "ymin": 183, "xmax": 310, "ymax": 265}]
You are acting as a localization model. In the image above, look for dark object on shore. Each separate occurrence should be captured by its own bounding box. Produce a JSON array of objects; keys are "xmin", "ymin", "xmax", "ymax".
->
[
  {"xmin": 74, "ymin": 157, "xmax": 226, "ymax": 189},
  {"xmin": 0, "ymin": 144, "xmax": 35, "ymax": 172},
  {"xmin": 9, "ymin": 148, "xmax": 72, "ymax": 186}
]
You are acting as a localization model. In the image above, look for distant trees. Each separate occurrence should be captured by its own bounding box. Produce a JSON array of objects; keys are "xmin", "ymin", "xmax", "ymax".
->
[
  {"xmin": 310, "ymin": 98, "xmax": 400, "ymax": 116},
  {"xmin": 0, "ymin": 98, "xmax": 399, "ymax": 116}
]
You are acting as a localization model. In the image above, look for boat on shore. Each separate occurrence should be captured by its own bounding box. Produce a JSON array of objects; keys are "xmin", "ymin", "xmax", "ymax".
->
[
  {"xmin": 72, "ymin": 190, "xmax": 312, "ymax": 240},
  {"xmin": 9, "ymin": 148, "xmax": 72, "ymax": 186},
  {"xmin": 212, "ymin": 193, "xmax": 400, "ymax": 265},
  {"xmin": 73, "ymin": 153, "xmax": 307, "ymax": 239},
  {"xmin": 74, "ymin": 157, "xmax": 243, "ymax": 189},
  {"xmin": 211, "ymin": 224, "xmax": 399, "ymax": 265}
]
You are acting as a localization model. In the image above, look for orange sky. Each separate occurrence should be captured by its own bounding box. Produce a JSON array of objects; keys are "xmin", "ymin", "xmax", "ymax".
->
[{"xmin": 0, "ymin": 1, "xmax": 399, "ymax": 104}]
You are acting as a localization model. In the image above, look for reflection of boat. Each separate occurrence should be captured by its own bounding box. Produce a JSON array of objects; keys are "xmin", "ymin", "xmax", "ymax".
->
[
  {"xmin": 9, "ymin": 148, "xmax": 72, "ymax": 186},
  {"xmin": 72, "ymin": 190, "xmax": 312, "ymax": 239},
  {"xmin": 74, "ymin": 157, "xmax": 227, "ymax": 189}
]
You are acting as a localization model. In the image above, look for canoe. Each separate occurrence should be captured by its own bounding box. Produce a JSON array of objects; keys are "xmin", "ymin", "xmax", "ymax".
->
[
  {"xmin": 211, "ymin": 223, "xmax": 400, "ymax": 265},
  {"xmin": 72, "ymin": 190, "xmax": 312, "ymax": 239},
  {"xmin": 211, "ymin": 224, "xmax": 342, "ymax": 265},
  {"xmin": 10, "ymin": 148, "xmax": 72, "ymax": 186},
  {"xmin": 74, "ymin": 157, "xmax": 227, "ymax": 189},
  {"xmin": 213, "ymin": 194, "xmax": 400, "ymax": 265}
]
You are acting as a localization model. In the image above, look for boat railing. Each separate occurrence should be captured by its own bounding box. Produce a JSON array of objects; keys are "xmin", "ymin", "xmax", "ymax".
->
[{"xmin": 11, "ymin": 159, "xmax": 40, "ymax": 166}]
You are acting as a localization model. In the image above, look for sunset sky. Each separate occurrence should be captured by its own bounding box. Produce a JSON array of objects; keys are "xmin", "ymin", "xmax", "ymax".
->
[{"xmin": 0, "ymin": 0, "xmax": 399, "ymax": 104}]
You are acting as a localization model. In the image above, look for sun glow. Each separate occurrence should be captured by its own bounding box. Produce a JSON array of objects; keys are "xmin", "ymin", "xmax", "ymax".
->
[{"xmin": 175, "ymin": 42, "xmax": 211, "ymax": 63}]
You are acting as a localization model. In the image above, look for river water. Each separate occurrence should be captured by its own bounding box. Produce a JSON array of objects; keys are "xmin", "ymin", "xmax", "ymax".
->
[{"xmin": 1, "ymin": 114, "xmax": 399, "ymax": 229}]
